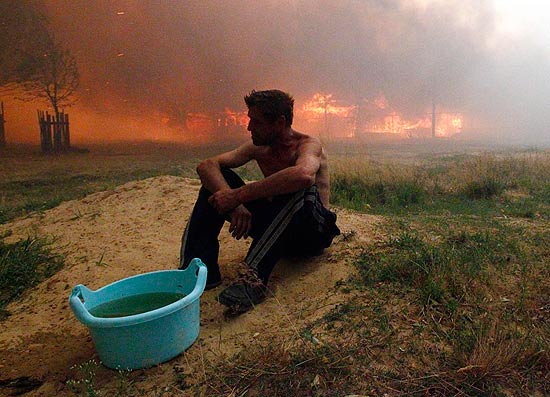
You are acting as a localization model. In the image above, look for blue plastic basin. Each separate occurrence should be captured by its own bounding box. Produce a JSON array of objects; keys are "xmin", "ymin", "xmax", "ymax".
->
[{"xmin": 69, "ymin": 258, "xmax": 207, "ymax": 369}]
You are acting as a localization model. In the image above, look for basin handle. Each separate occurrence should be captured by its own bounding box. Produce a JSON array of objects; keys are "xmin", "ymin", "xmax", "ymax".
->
[
  {"xmin": 190, "ymin": 258, "xmax": 207, "ymax": 293},
  {"xmin": 69, "ymin": 284, "xmax": 96, "ymax": 324}
]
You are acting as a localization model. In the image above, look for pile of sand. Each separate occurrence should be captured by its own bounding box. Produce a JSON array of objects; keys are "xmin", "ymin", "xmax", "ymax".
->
[{"xmin": 0, "ymin": 176, "xmax": 382, "ymax": 395}]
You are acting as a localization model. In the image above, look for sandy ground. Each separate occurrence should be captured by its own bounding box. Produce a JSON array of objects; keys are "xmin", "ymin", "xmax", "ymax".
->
[{"xmin": 0, "ymin": 176, "xmax": 383, "ymax": 396}]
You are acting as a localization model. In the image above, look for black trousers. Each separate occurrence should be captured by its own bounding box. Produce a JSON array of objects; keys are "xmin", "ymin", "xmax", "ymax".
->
[{"xmin": 179, "ymin": 168, "xmax": 340, "ymax": 284}]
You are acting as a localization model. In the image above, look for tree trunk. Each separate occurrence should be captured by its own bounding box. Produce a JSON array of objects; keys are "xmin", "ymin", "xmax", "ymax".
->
[
  {"xmin": 0, "ymin": 102, "xmax": 6, "ymax": 148},
  {"xmin": 52, "ymin": 106, "xmax": 62, "ymax": 152}
]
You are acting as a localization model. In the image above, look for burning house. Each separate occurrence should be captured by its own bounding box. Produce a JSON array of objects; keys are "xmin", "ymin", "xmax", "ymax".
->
[{"xmin": 295, "ymin": 93, "xmax": 463, "ymax": 141}]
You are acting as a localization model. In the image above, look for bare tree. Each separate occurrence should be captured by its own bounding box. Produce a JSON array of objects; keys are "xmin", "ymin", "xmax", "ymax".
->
[
  {"xmin": 0, "ymin": 1, "xmax": 79, "ymax": 119},
  {"xmin": 16, "ymin": 41, "xmax": 79, "ymax": 119}
]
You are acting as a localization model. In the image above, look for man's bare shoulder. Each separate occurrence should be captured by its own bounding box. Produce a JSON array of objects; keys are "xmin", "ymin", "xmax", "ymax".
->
[
  {"xmin": 209, "ymin": 141, "xmax": 262, "ymax": 168},
  {"xmin": 230, "ymin": 141, "xmax": 261, "ymax": 155},
  {"xmin": 293, "ymin": 130, "xmax": 318, "ymax": 142},
  {"xmin": 293, "ymin": 131, "xmax": 323, "ymax": 154},
  {"xmin": 237, "ymin": 141, "xmax": 266, "ymax": 158}
]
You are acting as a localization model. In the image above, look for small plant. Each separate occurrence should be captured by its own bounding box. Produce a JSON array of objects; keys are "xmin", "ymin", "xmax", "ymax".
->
[
  {"xmin": 66, "ymin": 361, "xmax": 135, "ymax": 397},
  {"xmin": 66, "ymin": 359, "xmax": 100, "ymax": 397},
  {"xmin": 0, "ymin": 235, "xmax": 64, "ymax": 313},
  {"xmin": 114, "ymin": 367, "xmax": 134, "ymax": 397},
  {"xmin": 95, "ymin": 249, "xmax": 108, "ymax": 267},
  {"xmin": 449, "ymin": 320, "xmax": 549, "ymax": 394},
  {"xmin": 321, "ymin": 299, "xmax": 363, "ymax": 331},
  {"xmin": 463, "ymin": 177, "xmax": 505, "ymax": 200}
]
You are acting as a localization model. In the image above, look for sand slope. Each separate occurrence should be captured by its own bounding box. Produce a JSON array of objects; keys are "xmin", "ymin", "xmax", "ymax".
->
[{"xmin": 0, "ymin": 176, "xmax": 383, "ymax": 395}]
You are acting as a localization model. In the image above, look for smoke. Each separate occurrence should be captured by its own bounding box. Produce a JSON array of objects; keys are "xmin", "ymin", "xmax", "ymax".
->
[{"xmin": 6, "ymin": 0, "xmax": 549, "ymax": 144}]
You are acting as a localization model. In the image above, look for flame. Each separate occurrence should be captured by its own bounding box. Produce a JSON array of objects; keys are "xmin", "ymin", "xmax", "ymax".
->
[
  {"xmin": 373, "ymin": 95, "xmax": 389, "ymax": 110},
  {"xmin": 298, "ymin": 92, "xmax": 463, "ymax": 138},
  {"xmin": 185, "ymin": 112, "xmax": 214, "ymax": 132},
  {"xmin": 375, "ymin": 113, "xmax": 430, "ymax": 134},
  {"xmin": 218, "ymin": 107, "xmax": 248, "ymax": 128},
  {"xmin": 451, "ymin": 116, "xmax": 463, "ymax": 129},
  {"xmin": 302, "ymin": 93, "xmax": 356, "ymax": 117},
  {"xmin": 185, "ymin": 108, "xmax": 248, "ymax": 138}
]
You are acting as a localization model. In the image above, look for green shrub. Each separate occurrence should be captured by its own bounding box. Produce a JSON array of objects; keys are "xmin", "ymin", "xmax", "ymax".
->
[
  {"xmin": 463, "ymin": 177, "xmax": 505, "ymax": 199},
  {"xmin": 353, "ymin": 228, "xmax": 521, "ymax": 310},
  {"xmin": 0, "ymin": 236, "xmax": 64, "ymax": 312},
  {"xmin": 331, "ymin": 175, "xmax": 426, "ymax": 211}
]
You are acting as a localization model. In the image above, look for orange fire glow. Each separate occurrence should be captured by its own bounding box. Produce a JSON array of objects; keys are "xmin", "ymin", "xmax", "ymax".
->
[
  {"xmin": 302, "ymin": 93, "xmax": 356, "ymax": 117},
  {"xmin": 217, "ymin": 108, "xmax": 248, "ymax": 128},
  {"xmin": 185, "ymin": 108, "xmax": 248, "ymax": 138},
  {"xmin": 297, "ymin": 92, "xmax": 463, "ymax": 138}
]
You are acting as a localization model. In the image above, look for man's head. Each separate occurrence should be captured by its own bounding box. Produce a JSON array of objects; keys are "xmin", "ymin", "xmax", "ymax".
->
[
  {"xmin": 244, "ymin": 90, "xmax": 294, "ymax": 127},
  {"xmin": 244, "ymin": 90, "xmax": 294, "ymax": 146}
]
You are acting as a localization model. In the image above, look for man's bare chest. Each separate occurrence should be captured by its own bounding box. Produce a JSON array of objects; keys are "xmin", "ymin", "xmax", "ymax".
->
[{"xmin": 256, "ymin": 151, "xmax": 297, "ymax": 177}]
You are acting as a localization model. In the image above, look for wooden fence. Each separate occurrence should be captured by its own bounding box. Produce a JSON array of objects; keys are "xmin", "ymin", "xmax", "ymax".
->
[
  {"xmin": 38, "ymin": 110, "xmax": 70, "ymax": 153},
  {"xmin": 0, "ymin": 102, "xmax": 5, "ymax": 148}
]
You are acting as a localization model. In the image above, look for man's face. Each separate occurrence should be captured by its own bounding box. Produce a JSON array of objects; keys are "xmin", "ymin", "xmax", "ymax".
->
[{"xmin": 247, "ymin": 106, "xmax": 279, "ymax": 146}]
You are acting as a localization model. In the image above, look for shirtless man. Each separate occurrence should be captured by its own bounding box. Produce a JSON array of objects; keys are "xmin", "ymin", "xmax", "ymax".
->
[{"xmin": 180, "ymin": 89, "xmax": 340, "ymax": 313}]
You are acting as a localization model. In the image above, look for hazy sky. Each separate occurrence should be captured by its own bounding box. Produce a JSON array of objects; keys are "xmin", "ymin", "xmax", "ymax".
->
[{"xmin": 8, "ymin": 0, "xmax": 550, "ymax": 144}]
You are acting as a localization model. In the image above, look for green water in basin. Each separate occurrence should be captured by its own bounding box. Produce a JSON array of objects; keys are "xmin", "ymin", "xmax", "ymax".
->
[{"xmin": 89, "ymin": 292, "xmax": 186, "ymax": 318}]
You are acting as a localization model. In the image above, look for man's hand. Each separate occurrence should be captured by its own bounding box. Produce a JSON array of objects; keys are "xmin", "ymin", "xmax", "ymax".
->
[
  {"xmin": 228, "ymin": 205, "xmax": 252, "ymax": 240},
  {"xmin": 208, "ymin": 188, "xmax": 241, "ymax": 214}
]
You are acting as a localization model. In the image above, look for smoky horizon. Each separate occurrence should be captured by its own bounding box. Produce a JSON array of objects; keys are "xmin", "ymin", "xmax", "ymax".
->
[{"xmin": 2, "ymin": 0, "xmax": 549, "ymax": 145}]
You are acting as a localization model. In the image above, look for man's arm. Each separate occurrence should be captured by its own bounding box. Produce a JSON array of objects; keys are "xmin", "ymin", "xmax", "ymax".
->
[
  {"xmin": 236, "ymin": 142, "xmax": 321, "ymax": 202},
  {"xmin": 198, "ymin": 143, "xmax": 256, "ymax": 240},
  {"xmin": 196, "ymin": 143, "xmax": 255, "ymax": 193},
  {"xmin": 209, "ymin": 138, "xmax": 322, "ymax": 213}
]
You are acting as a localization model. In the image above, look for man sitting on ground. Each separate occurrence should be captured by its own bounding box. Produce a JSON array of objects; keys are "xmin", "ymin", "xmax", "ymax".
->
[{"xmin": 180, "ymin": 89, "xmax": 340, "ymax": 313}]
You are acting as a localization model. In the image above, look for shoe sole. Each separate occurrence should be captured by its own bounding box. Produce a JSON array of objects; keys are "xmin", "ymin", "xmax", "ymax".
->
[{"xmin": 205, "ymin": 280, "xmax": 222, "ymax": 290}]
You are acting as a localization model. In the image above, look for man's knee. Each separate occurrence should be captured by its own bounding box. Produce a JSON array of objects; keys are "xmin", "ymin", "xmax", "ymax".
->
[
  {"xmin": 197, "ymin": 168, "xmax": 244, "ymax": 198},
  {"xmin": 220, "ymin": 168, "xmax": 245, "ymax": 189}
]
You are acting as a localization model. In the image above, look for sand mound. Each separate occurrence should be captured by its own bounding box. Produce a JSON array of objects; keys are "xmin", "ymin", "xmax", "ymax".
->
[{"xmin": 0, "ymin": 176, "xmax": 383, "ymax": 395}]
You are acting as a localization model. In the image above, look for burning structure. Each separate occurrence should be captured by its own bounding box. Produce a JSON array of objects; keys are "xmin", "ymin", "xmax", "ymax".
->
[{"xmin": 298, "ymin": 93, "xmax": 463, "ymax": 140}]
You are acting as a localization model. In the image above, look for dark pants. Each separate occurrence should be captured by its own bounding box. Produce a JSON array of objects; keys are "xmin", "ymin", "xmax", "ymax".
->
[{"xmin": 179, "ymin": 168, "xmax": 340, "ymax": 284}]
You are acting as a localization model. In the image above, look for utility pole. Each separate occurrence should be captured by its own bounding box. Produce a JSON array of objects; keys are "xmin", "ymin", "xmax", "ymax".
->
[
  {"xmin": 0, "ymin": 102, "xmax": 5, "ymax": 148},
  {"xmin": 431, "ymin": 102, "xmax": 436, "ymax": 138},
  {"xmin": 322, "ymin": 95, "xmax": 329, "ymax": 141}
]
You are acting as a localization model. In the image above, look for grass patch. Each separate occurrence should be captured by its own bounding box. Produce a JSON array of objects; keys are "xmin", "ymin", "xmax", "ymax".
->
[
  {"xmin": 330, "ymin": 152, "xmax": 550, "ymax": 218},
  {"xmin": 0, "ymin": 169, "xmax": 197, "ymax": 224},
  {"xmin": 0, "ymin": 234, "xmax": 64, "ymax": 316},
  {"xmin": 0, "ymin": 164, "xmax": 202, "ymax": 225},
  {"xmin": 189, "ymin": 335, "xmax": 372, "ymax": 396},
  {"xmin": 463, "ymin": 177, "xmax": 505, "ymax": 199},
  {"xmin": 351, "ymin": 227, "xmax": 522, "ymax": 310},
  {"xmin": 331, "ymin": 177, "xmax": 426, "ymax": 212}
]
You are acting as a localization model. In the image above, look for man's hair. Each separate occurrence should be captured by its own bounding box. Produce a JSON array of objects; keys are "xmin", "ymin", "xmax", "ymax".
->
[{"xmin": 244, "ymin": 89, "xmax": 294, "ymax": 127}]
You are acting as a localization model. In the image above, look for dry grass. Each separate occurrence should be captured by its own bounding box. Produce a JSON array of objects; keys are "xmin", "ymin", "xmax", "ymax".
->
[{"xmin": 455, "ymin": 321, "xmax": 547, "ymax": 384}]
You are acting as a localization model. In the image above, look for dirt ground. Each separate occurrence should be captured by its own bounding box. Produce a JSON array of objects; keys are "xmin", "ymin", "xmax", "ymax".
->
[{"xmin": 0, "ymin": 176, "xmax": 383, "ymax": 396}]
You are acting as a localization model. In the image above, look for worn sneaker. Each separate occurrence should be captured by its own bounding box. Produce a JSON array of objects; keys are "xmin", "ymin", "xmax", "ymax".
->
[
  {"xmin": 217, "ymin": 282, "xmax": 268, "ymax": 313},
  {"xmin": 205, "ymin": 279, "xmax": 222, "ymax": 290},
  {"xmin": 179, "ymin": 260, "xmax": 222, "ymax": 290}
]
